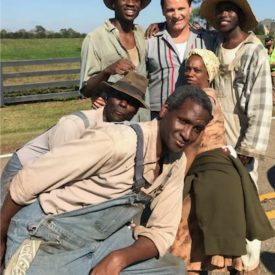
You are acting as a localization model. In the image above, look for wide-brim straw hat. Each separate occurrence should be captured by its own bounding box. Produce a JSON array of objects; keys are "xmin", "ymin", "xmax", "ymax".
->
[
  {"xmin": 103, "ymin": 0, "xmax": 151, "ymax": 10},
  {"xmin": 200, "ymin": 0, "xmax": 258, "ymax": 32},
  {"xmin": 100, "ymin": 71, "xmax": 149, "ymax": 109}
]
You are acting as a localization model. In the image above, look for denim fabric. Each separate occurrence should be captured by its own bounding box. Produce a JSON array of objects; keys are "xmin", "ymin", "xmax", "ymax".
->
[
  {"xmin": 6, "ymin": 192, "xmax": 186, "ymax": 274},
  {"xmin": 0, "ymin": 153, "xmax": 22, "ymax": 206}
]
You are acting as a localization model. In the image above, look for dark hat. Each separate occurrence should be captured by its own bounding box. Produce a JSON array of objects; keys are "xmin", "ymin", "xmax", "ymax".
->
[
  {"xmin": 200, "ymin": 0, "xmax": 258, "ymax": 32},
  {"xmin": 265, "ymin": 35, "xmax": 274, "ymax": 41},
  {"xmin": 100, "ymin": 71, "xmax": 149, "ymax": 109},
  {"xmin": 103, "ymin": 0, "xmax": 151, "ymax": 10}
]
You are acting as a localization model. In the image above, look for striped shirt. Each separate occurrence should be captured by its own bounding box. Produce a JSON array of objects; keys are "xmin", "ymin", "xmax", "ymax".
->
[
  {"xmin": 146, "ymin": 26, "xmax": 216, "ymax": 112},
  {"xmin": 215, "ymin": 32, "xmax": 273, "ymax": 158}
]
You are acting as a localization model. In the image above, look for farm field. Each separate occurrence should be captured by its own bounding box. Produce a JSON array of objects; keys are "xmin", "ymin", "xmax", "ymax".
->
[
  {"xmin": 1, "ymin": 38, "xmax": 83, "ymax": 60},
  {"xmin": 0, "ymin": 98, "xmax": 91, "ymax": 154}
]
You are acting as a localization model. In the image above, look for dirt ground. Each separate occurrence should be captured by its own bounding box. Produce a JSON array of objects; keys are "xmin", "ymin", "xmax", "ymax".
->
[{"xmin": 0, "ymin": 120, "xmax": 274, "ymax": 274}]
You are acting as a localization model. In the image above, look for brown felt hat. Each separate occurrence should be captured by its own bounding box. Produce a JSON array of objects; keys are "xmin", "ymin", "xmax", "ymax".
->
[
  {"xmin": 200, "ymin": 0, "xmax": 258, "ymax": 32},
  {"xmin": 103, "ymin": 0, "xmax": 151, "ymax": 10},
  {"xmin": 100, "ymin": 71, "xmax": 149, "ymax": 109}
]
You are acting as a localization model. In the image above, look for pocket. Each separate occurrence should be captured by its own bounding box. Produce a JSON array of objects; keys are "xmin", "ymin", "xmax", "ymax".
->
[{"xmin": 94, "ymin": 204, "xmax": 144, "ymax": 237}]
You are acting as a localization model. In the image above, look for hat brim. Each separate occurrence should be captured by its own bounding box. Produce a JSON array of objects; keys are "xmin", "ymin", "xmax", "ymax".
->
[
  {"xmin": 103, "ymin": 0, "xmax": 151, "ymax": 10},
  {"xmin": 99, "ymin": 81, "xmax": 149, "ymax": 109},
  {"xmin": 200, "ymin": 0, "xmax": 258, "ymax": 32}
]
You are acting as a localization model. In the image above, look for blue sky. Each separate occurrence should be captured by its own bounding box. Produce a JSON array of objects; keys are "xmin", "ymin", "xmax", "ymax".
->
[{"xmin": 1, "ymin": 0, "xmax": 274, "ymax": 33}]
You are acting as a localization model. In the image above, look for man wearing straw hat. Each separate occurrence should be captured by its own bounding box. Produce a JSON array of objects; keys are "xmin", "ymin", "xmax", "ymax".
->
[
  {"xmin": 200, "ymin": 0, "xmax": 273, "ymax": 273},
  {"xmin": 0, "ymin": 72, "xmax": 148, "ymax": 207},
  {"xmin": 79, "ymin": 0, "xmax": 151, "ymax": 121}
]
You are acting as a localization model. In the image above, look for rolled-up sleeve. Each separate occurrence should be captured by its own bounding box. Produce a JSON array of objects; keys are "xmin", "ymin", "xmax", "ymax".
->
[{"xmin": 134, "ymin": 155, "xmax": 186, "ymax": 257}]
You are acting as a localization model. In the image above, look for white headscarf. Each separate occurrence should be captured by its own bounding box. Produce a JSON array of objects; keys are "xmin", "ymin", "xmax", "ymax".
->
[{"xmin": 187, "ymin": 49, "xmax": 220, "ymax": 83}]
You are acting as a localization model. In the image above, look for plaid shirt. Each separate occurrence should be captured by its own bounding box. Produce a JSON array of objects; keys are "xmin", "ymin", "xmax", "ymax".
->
[{"xmin": 215, "ymin": 33, "xmax": 273, "ymax": 158}]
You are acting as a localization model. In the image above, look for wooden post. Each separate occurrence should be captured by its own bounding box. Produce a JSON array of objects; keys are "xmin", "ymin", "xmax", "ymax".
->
[{"xmin": 0, "ymin": 62, "xmax": 5, "ymax": 107}]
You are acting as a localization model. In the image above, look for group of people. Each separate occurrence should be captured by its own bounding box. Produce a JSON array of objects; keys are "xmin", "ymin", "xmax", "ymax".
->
[{"xmin": 1, "ymin": 0, "xmax": 274, "ymax": 274}]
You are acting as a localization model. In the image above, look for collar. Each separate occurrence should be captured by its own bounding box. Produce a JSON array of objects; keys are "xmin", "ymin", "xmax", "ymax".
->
[{"xmin": 104, "ymin": 19, "xmax": 138, "ymax": 33}]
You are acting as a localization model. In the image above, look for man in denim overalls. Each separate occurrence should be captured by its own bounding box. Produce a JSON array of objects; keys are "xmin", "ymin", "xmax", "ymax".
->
[{"xmin": 1, "ymin": 85, "xmax": 213, "ymax": 275}]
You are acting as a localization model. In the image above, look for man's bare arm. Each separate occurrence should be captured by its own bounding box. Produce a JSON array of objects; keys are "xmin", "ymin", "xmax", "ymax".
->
[
  {"xmin": 81, "ymin": 59, "xmax": 136, "ymax": 98},
  {"xmin": 0, "ymin": 192, "xmax": 23, "ymax": 271},
  {"xmin": 90, "ymin": 236, "xmax": 158, "ymax": 275}
]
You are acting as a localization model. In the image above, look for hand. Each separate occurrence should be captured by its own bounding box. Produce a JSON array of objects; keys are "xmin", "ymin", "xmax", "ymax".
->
[
  {"xmin": 190, "ymin": 22, "xmax": 203, "ymax": 30},
  {"xmin": 104, "ymin": 59, "xmax": 135, "ymax": 76},
  {"xmin": 90, "ymin": 251, "xmax": 125, "ymax": 275},
  {"xmin": 237, "ymin": 154, "xmax": 252, "ymax": 166},
  {"xmin": 144, "ymin": 23, "xmax": 160, "ymax": 39},
  {"xmin": 92, "ymin": 96, "xmax": 106, "ymax": 109}
]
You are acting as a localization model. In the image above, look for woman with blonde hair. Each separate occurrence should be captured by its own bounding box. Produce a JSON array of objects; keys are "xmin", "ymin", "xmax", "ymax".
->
[{"xmin": 170, "ymin": 49, "xmax": 274, "ymax": 274}]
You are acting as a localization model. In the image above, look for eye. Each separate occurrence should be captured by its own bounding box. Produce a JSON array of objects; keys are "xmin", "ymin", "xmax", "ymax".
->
[
  {"xmin": 194, "ymin": 68, "xmax": 201, "ymax": 73},
  {"xmin": 193, "ymin": 126, "xmax": 204, "ymax": 134}
]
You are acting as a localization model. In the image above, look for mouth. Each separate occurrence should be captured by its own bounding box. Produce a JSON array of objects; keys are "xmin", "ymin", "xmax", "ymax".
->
[
  {"xmin": 185, "ymin": 78, "xmax": 195, "ymax": 84},
  {"xmin": 175, "ymin": 138, "xmax": 186, "ymax": 149},
  {"xmin": 218, "ymin": 19, "xmax": 230, "ymax": 27},
  {"xmin": 124, "ymin": 8, "xmax": 137, "ymax": 16},
  {"xmin": 113, "ymin": 110, "xmax": 126, "ymax": 117}
]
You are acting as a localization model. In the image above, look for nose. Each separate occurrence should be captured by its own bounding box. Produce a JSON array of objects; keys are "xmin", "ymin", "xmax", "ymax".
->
[
  {"xmin": 119, "ymin": 99, "xmax": 128, "ymax": 107},
  {"xmin": 180, "ymin": 125, "xmax": 192, "ymax": 143},
  {"xmin": 126, "ymin": 0, "xmax": 135, "ymax": 5},
  {"xmin": 219, "ymin": 9, "xmax": 229, "ymax": 17}
]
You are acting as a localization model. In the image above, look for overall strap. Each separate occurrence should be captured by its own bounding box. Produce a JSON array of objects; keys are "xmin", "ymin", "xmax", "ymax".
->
[
  {"xmin": 129, "ymin": 123, "xmax": 146, "ymax": 193},
  {"xmin": 72, "ymin": 111, "xmax": 90, "ymax": 128}
]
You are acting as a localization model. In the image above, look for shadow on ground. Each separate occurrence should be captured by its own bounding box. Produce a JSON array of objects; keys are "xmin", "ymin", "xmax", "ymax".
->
[
  {"xmin": 267, "ymin": 165, "xmax": 275, "ymax": 189},
  {"xmin": 261, "ymin": 251, "xmax": 275, "ymax": 274}
]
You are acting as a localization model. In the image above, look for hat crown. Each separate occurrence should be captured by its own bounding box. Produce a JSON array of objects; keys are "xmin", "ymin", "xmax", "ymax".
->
[{"xmin": 116, "ymin": 71, "xmax": 148, "ymax": 97}]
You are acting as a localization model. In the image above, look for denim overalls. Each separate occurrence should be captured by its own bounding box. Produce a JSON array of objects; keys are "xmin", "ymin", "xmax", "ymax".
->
[{"xmin": 5, "ymin": 124, "xmax": 186, "ymax": 275}]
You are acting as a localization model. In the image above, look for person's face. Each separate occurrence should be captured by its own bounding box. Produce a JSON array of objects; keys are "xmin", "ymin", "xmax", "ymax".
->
[
  {"xmin": 114, "ymin": 0, "xmax": 141, "ymax": 22},
  {"xmin": 265, "ymin": 39, "xmax": 273, "ymax": 47},
  {"xmin": 162, "ymin": 0, "xmax": 192, "ymax": 34},
  {"xmin": 215, "ymin": 2, "xmax": 241, "ymax": 33},
  {"xmin": 104, "ymin": 90, "xmax": 139, "ymax": 122},
  {"xmin": 185, "ymin": 55, "xmax": 209, "ymax": 89},
  {"xmin": 159, "ymin": 99, "xmax": 211, "ymax": 153}
]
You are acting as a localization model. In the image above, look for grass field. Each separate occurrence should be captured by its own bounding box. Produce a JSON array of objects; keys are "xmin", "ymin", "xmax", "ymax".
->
[
  {"xmin": 1, "ymin": 38, "xmax": 83, "ymax": 60},
  {"xmin": 0, "ymin": 98, "xmax": 91, "ymax": 154}
]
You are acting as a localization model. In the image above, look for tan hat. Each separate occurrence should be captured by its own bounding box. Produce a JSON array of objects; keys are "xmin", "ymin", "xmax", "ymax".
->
[
  {"xmin": 200, "ymin": 0, "xmax": 258, "ymax": 32},
  {"xmin": 100, "ymin": 71, "xmax": 149, "ymax": 109},
  {"xmin": 103, "ymin": 0, "xmax": 151, "ymax": 10}
]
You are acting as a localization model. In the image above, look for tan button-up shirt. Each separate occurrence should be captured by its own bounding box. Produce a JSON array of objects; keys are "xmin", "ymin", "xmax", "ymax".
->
[
  {"xmin": 9, "ymin": 119, "xmax": 186, "ymax": 257},
  {"xmin": 17, "ymin": 108, "xmax": 104, "ymax": 166}
]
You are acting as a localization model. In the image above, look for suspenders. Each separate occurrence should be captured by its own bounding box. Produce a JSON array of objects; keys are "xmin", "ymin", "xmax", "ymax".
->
[
  {"xmin": 129, "ymin": 124, "xmax": 147, "ymax": 193},
  {"xmin": 72, "ymin": 111, "xmax": 90, "ymax": 129}
]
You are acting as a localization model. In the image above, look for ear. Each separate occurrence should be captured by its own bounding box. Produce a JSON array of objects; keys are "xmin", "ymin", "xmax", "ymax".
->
[{"xmin": 159, "ymin": 103, "xmax": 169, "ymax": 119}]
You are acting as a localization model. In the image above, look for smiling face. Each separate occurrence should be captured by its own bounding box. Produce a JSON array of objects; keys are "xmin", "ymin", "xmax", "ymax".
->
[
  {"xmin": 159, "ymin": 98, "xmax": 211, "ymax": 153},
  {"xmin": 215, "ymin": 1, "xmax": 242, "ymax": 33},
  {"xmin": 114, "ymin": 0, "xmax": 141, "ymax": 22},
  {"xmin": 162, "ymin": 0, "xmax": 192, "ymax": 35},
  {"xmin": 104, "ymin": 90, "xmax": 139, "ymax": 122},
  {"xmin": 185, "ymin": 55, "xmax": 209, "ymax": 89}
]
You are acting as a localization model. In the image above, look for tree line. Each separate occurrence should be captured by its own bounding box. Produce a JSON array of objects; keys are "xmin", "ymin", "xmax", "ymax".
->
[{"xmin": 0, "ymin": 25, "xmax": 86, "ymax": 39}]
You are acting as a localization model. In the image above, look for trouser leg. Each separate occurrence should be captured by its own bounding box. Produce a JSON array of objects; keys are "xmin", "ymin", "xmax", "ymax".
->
[
  {"xmin": 242, "ymin": 158, "xmax": 261, "ymax": 271},
  {"xmin": 91, "ymin": 225, "xmax": 186, "ymax": 275}
]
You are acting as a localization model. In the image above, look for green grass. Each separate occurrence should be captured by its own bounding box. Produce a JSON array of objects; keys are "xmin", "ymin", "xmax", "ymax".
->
[
  {"xmin": 1, "ymin": 38, "xmax": 83, "ymax": 60},
  {"xmin": 0, "ymin": 98, "xmax": 91, "ymax": 154}
]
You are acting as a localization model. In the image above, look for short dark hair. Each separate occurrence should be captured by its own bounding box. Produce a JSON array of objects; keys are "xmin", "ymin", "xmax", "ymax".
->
[
  {"xmin": 166, "ymin": 85, "xmax": 213, "ymax": 119},
  {"xmin": 160, "ymin": 0, "xmax": 192, "ymax": 10}
]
